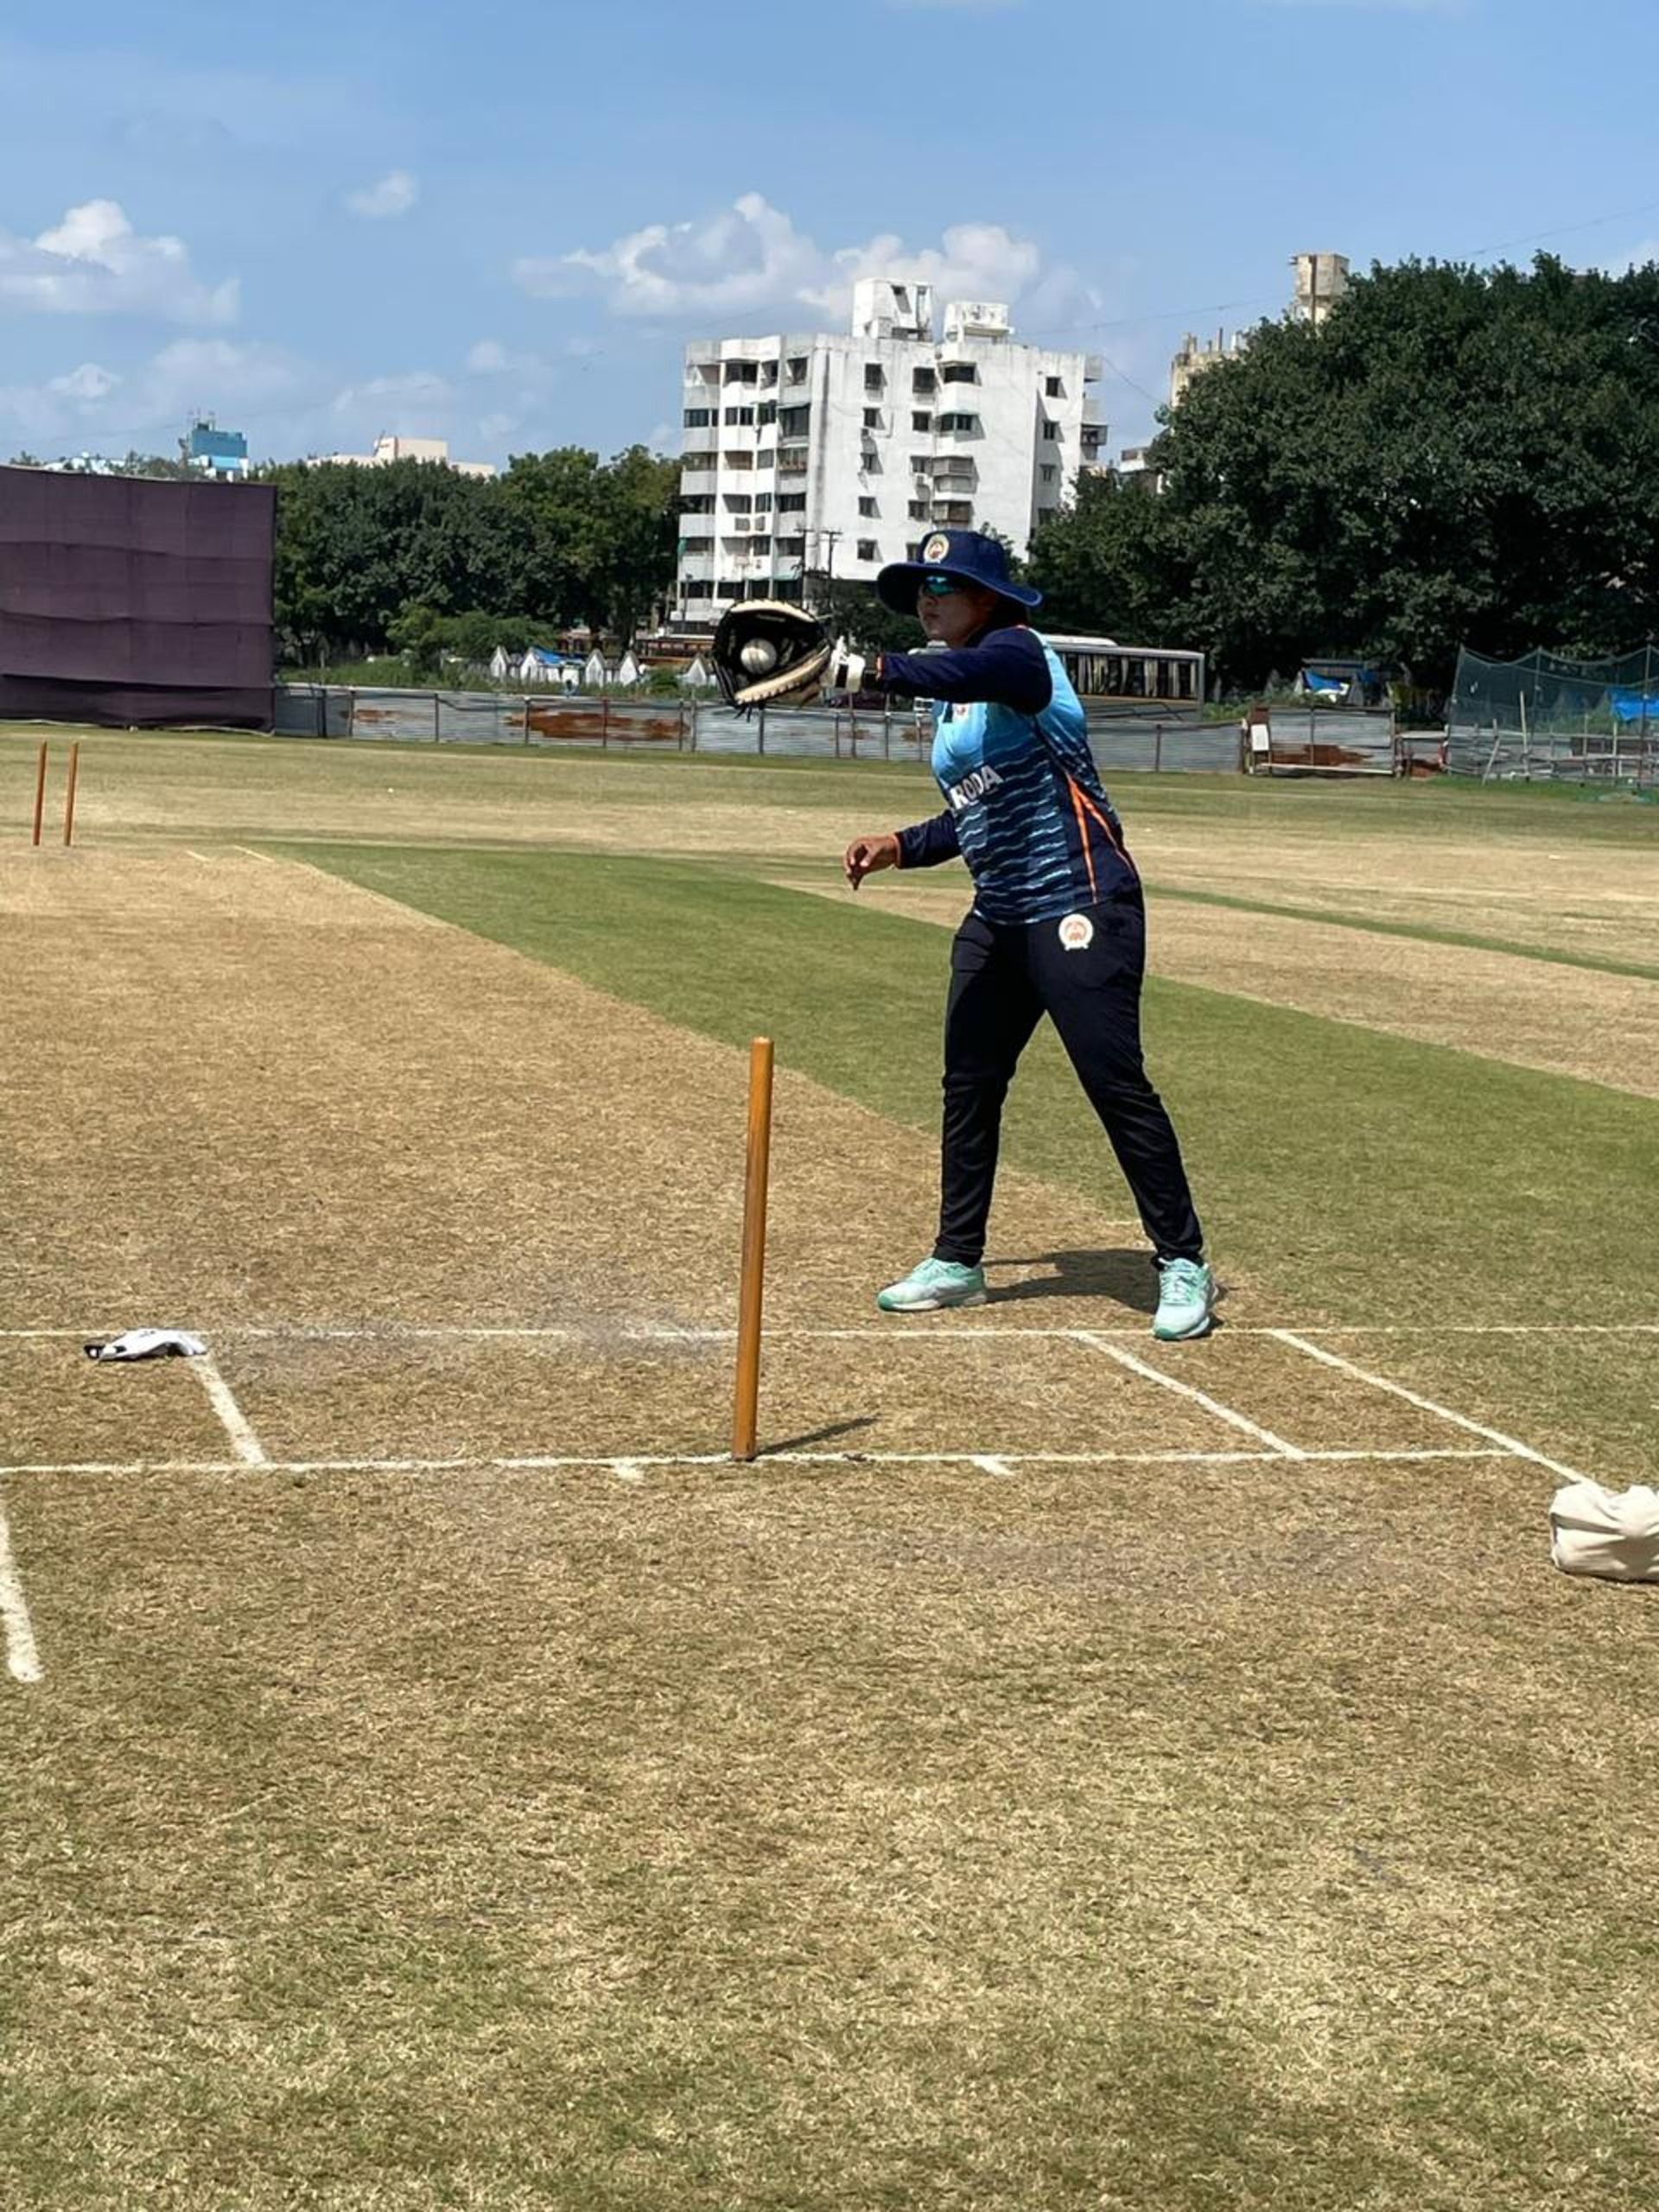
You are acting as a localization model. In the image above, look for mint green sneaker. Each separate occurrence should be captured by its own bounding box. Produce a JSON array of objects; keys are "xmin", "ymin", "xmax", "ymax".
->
[
  {"xmin": 1153, "ymin": 1258, "xmax": 1216, "ymax": 1341},
  {"xmin": 876, "ymin": 1257, "xmax": 988, "ymax": 1313}
]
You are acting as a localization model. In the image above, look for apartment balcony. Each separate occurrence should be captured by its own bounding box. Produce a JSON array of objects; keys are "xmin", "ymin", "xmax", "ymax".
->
[{"xmin": 777, "ymin": 445, "xmax": 810, "ymax": 477}]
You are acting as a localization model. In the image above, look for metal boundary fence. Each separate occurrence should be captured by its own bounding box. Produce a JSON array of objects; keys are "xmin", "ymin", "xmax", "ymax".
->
[
  {"xmin": 272, "ymin": 684, "xmax": 1244, "ymax": 773},
  {"xmin": 1447, "ymin": 645, "xmax": 1659, "ymax": 786}
]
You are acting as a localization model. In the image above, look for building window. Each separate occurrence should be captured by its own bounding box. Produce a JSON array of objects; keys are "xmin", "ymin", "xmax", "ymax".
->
[
  {"xmin": 760, "ymin": 359, "xmax": 779, "ymax": 385},
  {"xmin": 912, "ymin": 367, "xmax": 936, "ymax": 394},
  {"xmin": 864, "ymin": 363, "xmax": 884, "ymax": 391},
  {"xmin": 723, "ymin": 405, "xmax": 755, "ymax": 426},
  {"xmin": 1039, "ymin": 465, "xmax": 1058, "ymax": 486},
  {"xmin": 1045, "ymin": 375, "xmax": 1063, "ymax": 397},
  {"xmin": 858, "ymin": 496, "xmax": 876, "ymax": 517},
  {"xmin": 856, "ymin": 539, "xmax": 877, "ymax": 562},
  {"xmin": 778, "ymin": 492, "xmax": 807, "ymax": 512},
  {"xmin": 751, "ymin": 535, "xmax": 772, "ymax": 554},
  {"xmin": 722, "ymin": 493, "xmax": 753, "ymax": 513},
  {"xmin": 757, "ymin": 400, "xmax": 777, "ymax": 425},
  {"xmin": 779, "ymin": 406, "xmax": 810, "ymax": 438},
  {"xmin": 683, "ymin": 407, "xmax": 711, "ymax": 428},
  {"xmin": 907, "ymin": 500, "xmax": 928, "ymax": 520},
  {"xmin": 723, "ymin": 360, "xmax": 759, "ymax": 384},
  {"xmin": 941, "ymin": 362, "xmax": 977, "ymax": 384},
  {"xmin": 680, "ymin": 493, "xmax": 715, "ymax": 514},
  {"xmin": 753, "ymin": 492, "xmax": 773, "ymax": 513},
  {"xmin": 683, "ymin": 580, "xmax": 714, "ymax": 599},
  {"xmin": 723, "ymin": 451, "xmax": 753, "ymax": 470},
  {"xmin": 911, "ymin": 411, "xmax": 931, "ymax": 433},
  {"xmin": 862, "ymin": 407, "xmax": 881, "ymax": 429},
  {"xmin": 755, "ymin": 450, "xmax": 775, "ymax": 470},
  {"xmin": 785, "ymin": 355, "xmax": 808, "ymax": 382},
  {"xmin": 778, "ymin": 535, "xmax": 805, "ymax": 555},
  {"xmin": 1042, "ymin": 419, "xmax": 1060, "ymax": 440},
  {"xmin": 938, "ymin": 412, "xmax": 976, "ymax": 433}
]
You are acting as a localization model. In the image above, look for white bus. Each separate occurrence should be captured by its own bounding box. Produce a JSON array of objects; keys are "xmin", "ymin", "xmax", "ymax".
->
[{"xmin": 1044, "ymin": 633, "xmax": 1207, "ymax": 709}]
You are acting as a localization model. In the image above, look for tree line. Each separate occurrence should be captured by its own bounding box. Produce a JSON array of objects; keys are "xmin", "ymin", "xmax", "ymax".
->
[
  {"xmin": 15, "ymin": 254, "xmax": 1659, "ymax": 690},
  {"xmin": 1024, "ymin": 254, "xmax": 1659, "ymax": 693},
  {"xmin": 263, "ymin": 446, "xmax": 681, "ymax": 669}
]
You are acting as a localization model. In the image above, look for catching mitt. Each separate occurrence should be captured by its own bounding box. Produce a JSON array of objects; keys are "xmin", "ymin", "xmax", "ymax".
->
[{"xmin": 712, "ymin": 601, "xmax": 834, "ymax": 714}]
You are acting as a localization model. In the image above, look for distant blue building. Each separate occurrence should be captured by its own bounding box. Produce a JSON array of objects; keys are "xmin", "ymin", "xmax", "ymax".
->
[{"xmin": 183, "ymin": 420, "xmax": 249, "ymax": 479}]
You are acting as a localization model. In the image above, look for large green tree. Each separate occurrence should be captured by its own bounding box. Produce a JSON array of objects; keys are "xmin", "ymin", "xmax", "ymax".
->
[
  {"xmin": 1028, "ymin": 255, "xmax": 1659, "ymax": 690},
  {"xmin": 262, "ymin": 445, "xmax": 682, "ymax": 664}
]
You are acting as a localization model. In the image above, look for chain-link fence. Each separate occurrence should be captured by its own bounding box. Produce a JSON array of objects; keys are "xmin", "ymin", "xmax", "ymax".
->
[
  {"xmin": 273, "ymin": 685, "xmax": 1236, "ymax": 772},
  {"xmin": 1446, "ymin": 646, "xmax": 1659, "ymax": 784}
]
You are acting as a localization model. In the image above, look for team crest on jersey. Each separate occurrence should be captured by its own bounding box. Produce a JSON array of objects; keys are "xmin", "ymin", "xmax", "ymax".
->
[
  {"xmin": 921, "ymin": 533, "xmax": 951, "ymax": 563},
  {"xmin": 1058, "ymin": 913, "xmax": 1095, "ymax": 953}
]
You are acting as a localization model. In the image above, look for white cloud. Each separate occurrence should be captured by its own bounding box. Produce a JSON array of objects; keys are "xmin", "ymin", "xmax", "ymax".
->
[
  {"xmin": 464, "ymin": 338, "xmax": 551, "ymax": 377},
  {"xmin": 140, "ymin": 338, "xmax": 314, "ymax": 417},
  {"xmin": 330, "ymin": 369, "xmax": 454, "ymax": 437},
  {"xmin": 0, "ymin": 200, "xmax": 238, "ymax": 324},
  {"xmin": 48, "ymin": 362, "xmax": 119, "ymax": 402},
  {"xmin": 518, "ymin": 191, "xmax": 1098, "ymax": 328},
  {"xmin": 345, "ymin": 170, "xmax": 419, "ymax": 220}
]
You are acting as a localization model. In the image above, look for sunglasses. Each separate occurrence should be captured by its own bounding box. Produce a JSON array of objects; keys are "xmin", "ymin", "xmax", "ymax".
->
[{"xmin": 918, "ymin": 575, "xmax": 963, "ymax": 598}]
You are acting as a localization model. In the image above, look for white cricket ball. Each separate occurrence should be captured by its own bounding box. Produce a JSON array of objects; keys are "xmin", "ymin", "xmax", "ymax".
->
[{"xmin": 740, "ymin": 639, "xmax": 779, "ymax": 676}]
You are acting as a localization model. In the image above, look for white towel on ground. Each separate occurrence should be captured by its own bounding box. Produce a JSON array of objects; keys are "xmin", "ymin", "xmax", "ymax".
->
[
  {"xmin": 1550, "ymin": 1479, "xmax": 1659, "ymax": 1584},
  {"xmin": 84, "ymin": 1329, "xmax": 207, "ymax": 1363}
]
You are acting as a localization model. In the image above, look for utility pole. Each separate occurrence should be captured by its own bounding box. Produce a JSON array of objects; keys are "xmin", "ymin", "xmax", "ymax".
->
[{"xmin": 806, "ymin": 527, "xmax": 842, "ymax": 613}]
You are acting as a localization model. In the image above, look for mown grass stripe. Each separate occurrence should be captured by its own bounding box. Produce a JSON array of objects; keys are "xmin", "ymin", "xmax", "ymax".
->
[
  {"xmin": 1146, "ymin": 881, "xmax": 1659, "ymax": 984},
  {"xmin": 285, "ymin": 842, "xmax": 1659, "ymax": 1337}
]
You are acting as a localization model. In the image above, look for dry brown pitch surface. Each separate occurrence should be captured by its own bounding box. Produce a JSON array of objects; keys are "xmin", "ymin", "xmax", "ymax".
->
[{"xmin": 3, "ymin": 737, "xmax": 1658, "ymax": 2211}]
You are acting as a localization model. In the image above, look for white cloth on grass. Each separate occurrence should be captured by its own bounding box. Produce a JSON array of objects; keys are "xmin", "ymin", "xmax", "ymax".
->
[
  {"xmin": 84, "ymin": 1329, "xmax": 207, "ymax": 1363},
  {"xmin": 1549, "ymin": 1479, "xmax": 1659, "ymax": 1584}
]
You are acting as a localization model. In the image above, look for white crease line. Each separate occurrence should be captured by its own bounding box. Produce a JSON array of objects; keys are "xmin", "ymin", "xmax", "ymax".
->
[
  {"xmin": 0, "ymin": 1446, "xmax": 1514, "ymax": 1478},
  {"xmin": 1073, "ymin": 1332, "xmax": 1308, "ymax": 1459},
  {"xmin": 0, "ymin": 1499, "xmax": 43, "ymax": 1684},
  {"xmin": 232, "ymin": 845, "xmax": 278, "ymax": 863},
  {"xmin": 6, "ymin": 1322, "xmax": 1659, "ymax": 1343},
  {"xmin": 190, "ymin": 1354, "xmax": 269, "ymax": 1467},
  {"xmin": 1270, "ymin": 1331, "xmax": 1595, "ymax": 1484}
]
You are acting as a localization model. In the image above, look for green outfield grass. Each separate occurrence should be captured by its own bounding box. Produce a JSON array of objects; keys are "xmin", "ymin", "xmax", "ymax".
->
[
  {"xmin": 4, "ymin": 726, "xmax": 1659, "ymax": 2211},
  {"xmin": 290, "ymin": 841, "xmax": 1659, "ymax": 1453}
]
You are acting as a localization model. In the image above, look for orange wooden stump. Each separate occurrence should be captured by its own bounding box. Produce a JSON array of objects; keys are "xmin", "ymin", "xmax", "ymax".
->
[{"xmin": 731, "ymin": 1037, "xmax": 774, "ymax": 1463}]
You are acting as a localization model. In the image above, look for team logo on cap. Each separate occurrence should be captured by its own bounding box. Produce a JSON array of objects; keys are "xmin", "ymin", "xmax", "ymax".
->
[
  {"xmin": 1058, "ymin": 913, "xmax": 1095, "ymax": 953},
  {"xmin": 921, "ymin": 533, "xmax": 951, "ymax": 563}
]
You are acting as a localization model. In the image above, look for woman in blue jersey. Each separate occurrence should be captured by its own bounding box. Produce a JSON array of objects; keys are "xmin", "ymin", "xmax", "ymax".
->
[{"xmin": 841, "ymin": 529, "xmax": 1213, "ymax": 1340}]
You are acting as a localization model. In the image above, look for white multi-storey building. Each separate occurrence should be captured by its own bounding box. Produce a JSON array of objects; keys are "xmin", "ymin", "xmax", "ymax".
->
[{"xmin": 671, "ymin": 279, "xmax": 1103, "ymax": 626}]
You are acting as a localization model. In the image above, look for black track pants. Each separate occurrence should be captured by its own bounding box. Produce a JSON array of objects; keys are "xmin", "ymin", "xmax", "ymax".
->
[{"xmin": 934, "ymin": 896, "xmax": 1205, "ymax": 1269}]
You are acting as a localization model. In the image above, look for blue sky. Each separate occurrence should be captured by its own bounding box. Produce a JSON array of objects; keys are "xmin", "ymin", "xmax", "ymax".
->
[{"xmin": 3, "ymin": 0, "xmax": 1658, "ymax": 468}]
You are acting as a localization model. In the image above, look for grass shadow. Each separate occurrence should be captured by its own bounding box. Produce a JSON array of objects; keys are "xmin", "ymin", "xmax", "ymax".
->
[{"xmin": 985, "ymin": 1247, "xmax": 1160, "ymax": 1313}]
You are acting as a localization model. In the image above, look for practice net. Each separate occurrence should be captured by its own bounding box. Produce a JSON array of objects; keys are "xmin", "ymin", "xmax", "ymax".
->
[{"xmin": 1447, "ymin": 645, "xmax": 1659, "ymax": 784}]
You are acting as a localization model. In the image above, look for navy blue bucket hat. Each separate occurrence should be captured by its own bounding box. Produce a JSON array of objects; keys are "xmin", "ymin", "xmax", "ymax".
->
[{"xmin": 876, "ymin": 527, "xmax": 1043, "ymax": 615}]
